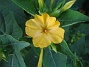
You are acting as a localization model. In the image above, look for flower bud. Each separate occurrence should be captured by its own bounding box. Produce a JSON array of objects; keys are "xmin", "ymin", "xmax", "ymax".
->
[
  {"xmin": 62, "ymin": 0, "xmax": 76, "ymax": 11},
  {"xmin": 38, "ymin": 0, "xmax": 44, "ymax": 9}
]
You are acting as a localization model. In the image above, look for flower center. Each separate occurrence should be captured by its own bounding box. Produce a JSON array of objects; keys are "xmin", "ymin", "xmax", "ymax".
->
[{"xmin": 43, "ymin": 29, "xmax": 48, "ymax": 34}]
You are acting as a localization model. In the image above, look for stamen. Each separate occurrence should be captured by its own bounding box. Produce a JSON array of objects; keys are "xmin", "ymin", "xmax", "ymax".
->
[
  {"xmin": 43, "ymin": 29, "xmax": 48, "ymax": 34},
  {"xmin": 44, "ymin": 29, "xmax": 48, "ymax": 33}
]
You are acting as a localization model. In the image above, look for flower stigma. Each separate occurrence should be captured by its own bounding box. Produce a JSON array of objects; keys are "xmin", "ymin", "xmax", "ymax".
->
[{"xmin": 43, "ymin": 28, "xmax": 48, "ymax": 34}]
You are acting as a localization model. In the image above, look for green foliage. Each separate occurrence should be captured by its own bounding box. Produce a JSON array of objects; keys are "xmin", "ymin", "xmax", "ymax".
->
[
  {"xmin": 24, "ymin": 48, "xmax": 38, "ymax": 67},
  {"xmin": 58, "ymin": 9, "xmax": 89, "ymax": 27},
  {"xmin": 0, "ymin": 0, "xmax": 89, "ymax": 67},
  {"xmin": 0, "ymin": 5, "xmax": 30, "ymax": 67},
  {"xmin": 12, "ymin": 0, "xmax": 38, "ymax": 16},
  {"xmin": 71, "ymin": 37, "xmax": 85, "ymax": 56},
  {"xmin": 0, "ymin": 6, "xmax": 22, "ymax": 39},
  {"xmin": 58, "ymin": 40, "xmax": 78, "ymax": 60},
  {"xmin": 0, "ymin": 0, "xmax": 27, "ymax": 24},
  {"xmin": 43, "ymin": 47, "xmax": 67, "ymax": 67},
  {"xmin": 6, "ymin": 52, "xmax": 26, "ymax": 67},
  {"xmin": 58, "ymin": 40, "xmax": 83, "ymax": 67}
]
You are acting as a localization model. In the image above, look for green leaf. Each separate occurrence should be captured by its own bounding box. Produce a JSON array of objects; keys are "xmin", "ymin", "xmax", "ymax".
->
[
  {"xmin": 71, "ymin": 37, "xmax": 85, "ymax": 56},
  {"xmin": 43, "ymin": 47, "xmax": 67, "ymax": 67},
  {"xmin": 85, "ymin": 38, "xmax": 89, "ymax": 54},
  {"xmin": 6, "ymin": 36, "xmax": 30, "ymax": 53},
  {"xmin": 66, "ymin": 64, "xmax": 73, "ymax": 67},
  {"xmin": 0, "ymin": 60, "xmax": 7, "ymax": 67},
  {"xmin": 0, "ymin": 0, "xmax": 27, "ymax": 24},
  {"xmin": 24, "ymin": 48, "xmax": 38, "ymax": 67},
  {"xmin": 64, "ymin": 26, "xmax": 71, "ymax": 41},
  {"xmin": 58, "ymin": 9, "xmax": 89, "ymax": 27},
  {"xmin": 6, "ymin": 52, "xmax": 26, "ymax": 67},
  {"xmin": 0, "ymin": 49, "xmax": 3, "ymax": 61},
  {"xmin": 0, "ymin": 6, "xmax": 22, "ymax": 39},
  {"xmin": 12, "ymin": 0, "xmax": 38, "ymax": 16},
  {"xmin": 58, "ymin": 40, "xmax": 78, "ymax": 60},
  {"xmin": 0, "ymin": 5, "xmax": 29, "ymax": 61},
  {"xmin": 12, "ymin": 41, "xmax": 30, "ymax": 53},
  {"xmin": 74, "ymin": 23, "xmax": 89, "ymax": 54},
  {"xmin": 57, "ymin": 40, "xmax": 83, "ymax": 67},
  {"xmin": 0, "ymin": 35, "xmax": 30, "ymax": 52},
  {"xmin": 77, "ymin": 24, "xmax": 89, "ymax": 35}
]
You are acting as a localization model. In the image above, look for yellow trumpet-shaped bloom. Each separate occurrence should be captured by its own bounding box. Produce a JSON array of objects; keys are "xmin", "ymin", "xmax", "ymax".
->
[{"xmin": 25, "ymin": 13, "xmax": 65, "ymax": 48}]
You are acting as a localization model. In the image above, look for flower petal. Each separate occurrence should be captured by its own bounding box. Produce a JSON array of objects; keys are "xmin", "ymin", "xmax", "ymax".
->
[
  {"xmin": 49, "ymin": 34, "xmax": 63, "ymax": 43},
  {"xmin": 33, "ymin": 33, "xmax": 51, "ymax": 48},
  {"xmin": 25, "ymin": 27, "xmax": 42, "ymax": 37},
  {"xmin": 42, "ymin": 13, "xmax": 50, "ymax": 23},
  {"xmin": 26, "ymin": 19, "xmax": 41, "ymax": 29},
  {"xmin": 50, "ymin": 28, "xmax": 64, "ymax": 37},
  {"xmin": 46, "ymin": 17, "xmax": 56, "ymax": 28},
  {"xmin": 34, "ymin": 15, "xmax": 44, "ymax": 27},
  {"xmin": 48, "ymin": 20, "xmax": 60, "ymax": 30},
  {"xmin": 42, "ymin": 13, "xmax": 56, "ymax": 27},
  {"xmin": 55, "ymin": 20, "xmax": 60, "ymax": 26},
  {"xmin": 48, "ymin": 28, "xmax": 65, "ymax": 43}
]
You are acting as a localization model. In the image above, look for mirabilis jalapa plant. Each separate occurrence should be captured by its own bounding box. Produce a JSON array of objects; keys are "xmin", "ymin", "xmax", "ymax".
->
[
  {"xmin": 0, "ymin": 0, "xmax": 89, "ymax": 67},
  {"xmin": 25, "ymin": 0, "xmax": 75, "ymax": 67}
]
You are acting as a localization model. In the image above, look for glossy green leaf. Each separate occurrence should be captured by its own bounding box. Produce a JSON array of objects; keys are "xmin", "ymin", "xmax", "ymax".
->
[
  {"xmin": 0, "ymin": 0, "xmax": 27, "ymax": 24},
  {"xmin": 71, "ymin": 37, "xmax": 85, "ymax": 56},
  {"xmin": 85, "ymin": 38, "xmax": 89, "ymax": 54},
  {"xmin": 0, "ymin": 35, "xmax": 30, "ymax": 52},
  {"xmin": 0, "ymin": 6, "xmax": 22, "ymax": 39},
  {"xmin": 0, "ymin": 60, "xmax": 7, "ymax": 67},
  {"xmin": 58, "ymin": 40, "xmax": 83, "ymax": 67},
  {"xmin": 66, "ymin": 64, "xmax": 73, "ymax": 67},
  {"xmin": 58, "ymin": 9, "xmax": 89, "ymax": 27},
  {"xmin": 12, "ymin": 0, "xmax": 38, "ymax": 16},
  {"xmin": 0, "ymin": 49, "xmax": 2, "ymax": 61},
  {"xmin": 12, "ymin": 41, "xmax": 30, "ymax": 53},
  {"xmin": 43, "ymin": 47, "xmax": 67, "ymax": 67},
  {"xmin": 0, "ymin": 6, "xmax": 30, "ymax": 66},
  {"xmin": 77, "ymin": 24, "xmax": 89, "ymax": 35},
  {"xmin": 6, "ymin": 35, "xmax": 30, "ymax": 52},
  {"xmin": 58, "ymin": 40, "xmax": 78, "ymax": 60},
  {"xmin": 6, "ymin": 52, "xmax": 26, "ymax": 67},
  {"xmin": 74, "ymin": 23, "xmax": 89, "ymax": 54},
  {"xmin": 24, "ymin": 48, "xmax": 38, "ymax": 67}
]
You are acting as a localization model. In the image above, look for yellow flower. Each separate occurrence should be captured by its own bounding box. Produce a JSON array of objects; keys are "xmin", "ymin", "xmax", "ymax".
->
[{"xmin": 25, "ymin": 13, "xmax": 65, "ymax": 48}]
